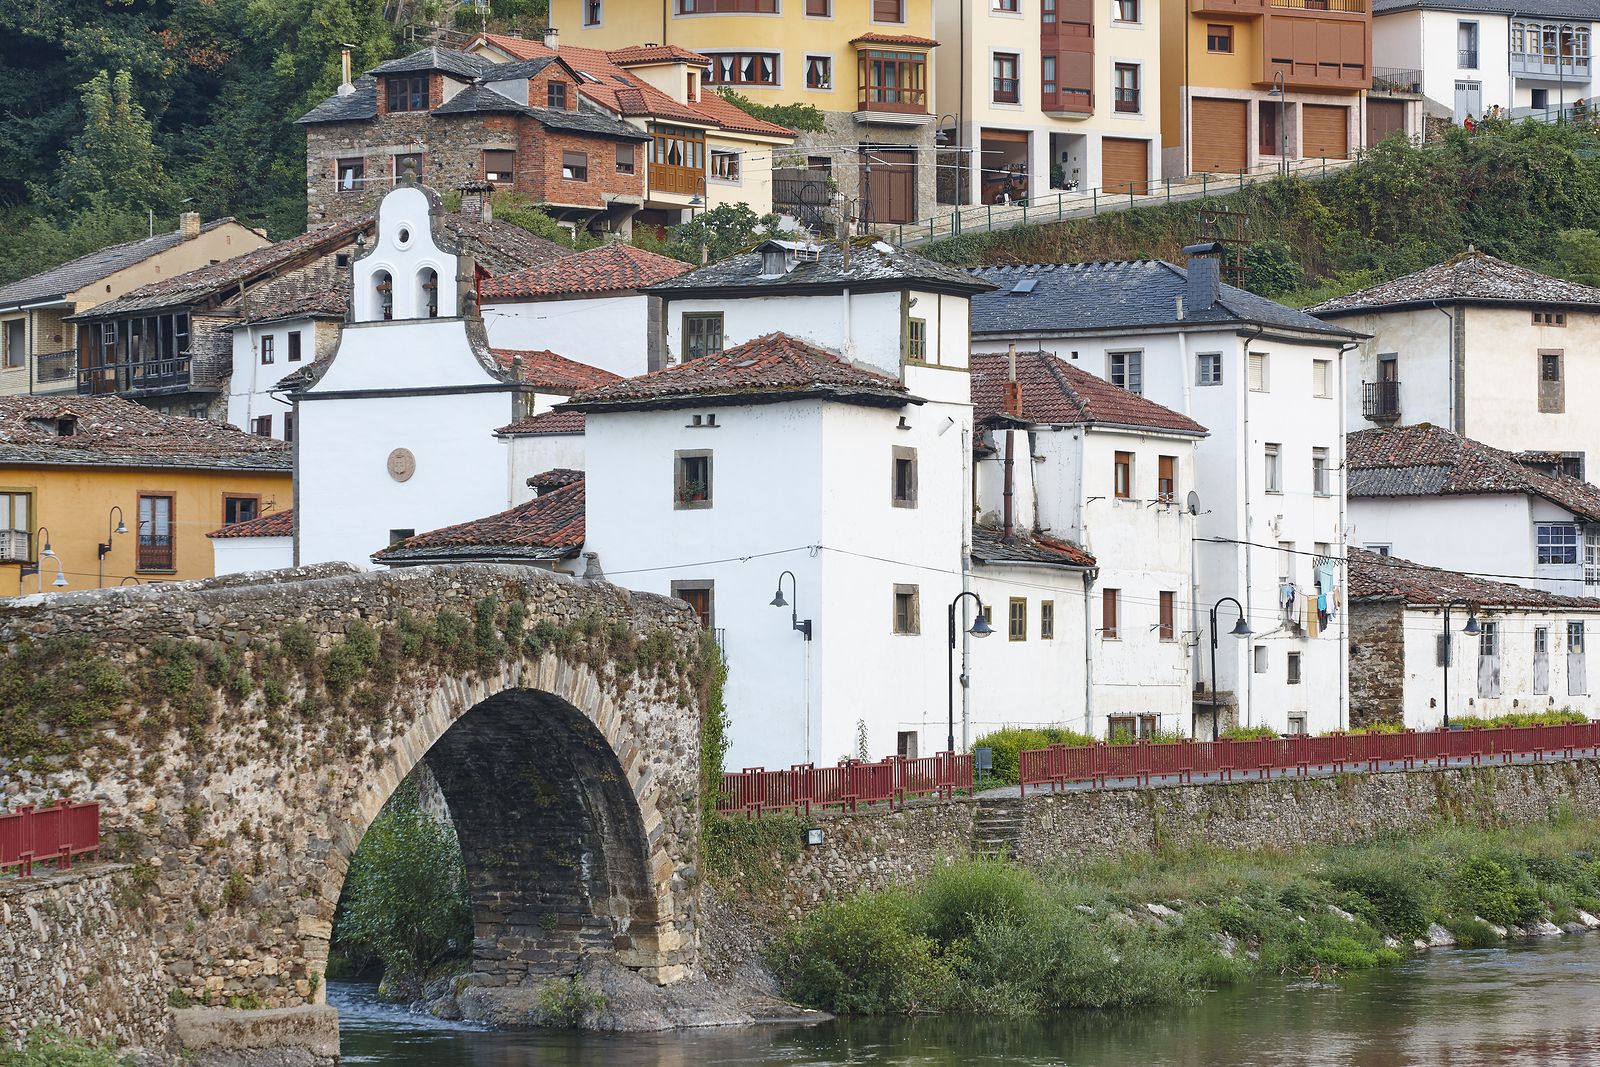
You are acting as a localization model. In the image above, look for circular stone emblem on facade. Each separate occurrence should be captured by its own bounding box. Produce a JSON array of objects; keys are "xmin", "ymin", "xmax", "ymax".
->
[{"xmin": 387, "ymin": 447, "xmax": 416, "ymax": 482}]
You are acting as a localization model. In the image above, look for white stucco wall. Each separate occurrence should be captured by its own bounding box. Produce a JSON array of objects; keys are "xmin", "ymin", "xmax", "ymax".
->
[
  {"xmin": 211, "ymin": 536, "xmax": 295, "ymax": 577},
  {"xmin": 968, "ymin": 565, "xmax": 1091, "ymax": 738},
  {"xmin": 507, "ymin": 432, "xmax": 587, "ymax": 505},
  {"xmin": 1351, "ymin": 494, "xmax": 1533, "ymax": 581},
  {"xmin": 1336, "ymin": 305, "xmax": 1456, "ymax": 434},
  {"xmin": 227, "ymin": 317, "xmax": 322, "ymax": 438},
  {"xmin": 1460, "ymin": 305, "xmax": 1600, "ymax": 472},
  {"xmin": 482, "ymin": 293, "xmax": 654, "ymax": 379}
]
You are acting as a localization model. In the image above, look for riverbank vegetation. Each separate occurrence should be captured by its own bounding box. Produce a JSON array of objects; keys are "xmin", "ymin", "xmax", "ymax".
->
[
  {"xmin": 766, "ymin": 817, "xmax": 1600, "ymax": 1016},
  {"xmin": 0, "ymin": 1028, "xmax": 129, "ymax": 1066}
]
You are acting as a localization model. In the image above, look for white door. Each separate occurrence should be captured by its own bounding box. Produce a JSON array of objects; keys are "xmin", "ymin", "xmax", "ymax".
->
[
  {"xmin": 1477, "ymin": 622, "xmax": 1501, "ymax": 698},
  {"xmin": 1534, "ymin": 627, "xmax": 1551, "ymax": 695},
  {"xmin": 1454, "ymin": 81, "xmax": 1483, "ymax": 122},
  {"xmin": 1570, "ymin": 621, "xmax": 1588, "ymax": 697}
]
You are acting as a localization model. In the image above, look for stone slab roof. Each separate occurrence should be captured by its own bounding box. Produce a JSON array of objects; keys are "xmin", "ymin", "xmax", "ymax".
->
[
  {"xmin": 496, "ymin": 408, "xmax": 585, "ymax": 436},
  {"xmin": 970, "ymin": 349, "xmax": 1207, "ymax": 435},
  {"xmin": 433, "ymin": 83, "xmax": 651, "ymax": 141},
  {"xmin": 1348, "ymin": 548, "xmax": 1600, "ymax": 609},
  {"xmin": 208, "ymin": 508, "xmax": 294, "ymax": 539},
  {"xmin": 491, "ymin": 349, "xmax": 624, "ymax": 394},
  {"xmin": 1373, "ymin": 0, "xmax": 1596, "ymax": 17},
  {"xmin": 0, "ymin": 396, "xmax": 290, "ymax": 471},
  {"xmin": 565, "ymin": 332, "xmax": 912, "ymax": 412},
  {"xmin": 372, "ymin": 475, "xmax": 584, "ymax": 564},
  {"xmin": 971, "ymin": 525, "xmax": 1096, "ymax": 569},
  {"xmin": 482, "ymin": 242, "xmax": 692, "ymax": 299},
  {"xmin": 0, "ymin": 218, "xmax": 242, "ymax": 310},
  {"xmin": 297, "ymin": 76, "xmax": 378, "ymax": 124},
  {"xmin": 1348, "ymin": 424, "xmax": 1600, "ymax": 523},
  {"xmin": 968, "ymin": 260, "xmax": 1358, "ymax": 338},
  {"xmin": 1310, "ymin": 250, "xmax": 1600, "ymax": 316},
  {"xmin": 647, "ymin": 238, "xmax": 996, "ymax": 297},
  {"xmin": 369, "ymin": 46, "xmax": 493, "ymax": 80},
  {"xmin": 225, "ymin": 289, "xmax": 348, "ymax": 327}
]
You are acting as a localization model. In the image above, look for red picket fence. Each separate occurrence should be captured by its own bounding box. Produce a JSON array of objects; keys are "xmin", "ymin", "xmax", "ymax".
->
[
  {"xmin": 1019, "ymin": 722, "xmax": 1600, "ymax": 795},
  {"xmin": 719, "ymin": 752, "xmax": 973, "ymax": 816},
  {"xmin": 0, "ymin": 800, "xmax": 100, "ymax": 877}
]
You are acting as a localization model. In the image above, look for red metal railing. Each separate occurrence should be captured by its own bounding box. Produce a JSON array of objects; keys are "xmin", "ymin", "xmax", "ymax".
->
[
  {"xmin": 1019, "ymin": 722, "xmax": 1600, "ymax": 795},
  {"xmin": 0, "ymin": 801, "xmax": 100, "ymax": 877},
  {"xmin": 719, "ymin": 752, "xmax": 972, "ymax": 816}
]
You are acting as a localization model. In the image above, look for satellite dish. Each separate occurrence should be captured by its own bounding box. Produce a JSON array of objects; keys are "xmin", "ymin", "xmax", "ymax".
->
[{"xmin": 1186, "ymin": 490, "xmax": 1201, "ymax": 516}]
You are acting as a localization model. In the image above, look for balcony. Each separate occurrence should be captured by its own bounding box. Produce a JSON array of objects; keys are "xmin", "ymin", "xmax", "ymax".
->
[
  {"xmin": 1458, "ymin": 49, "xmax": 1479, "ymax": 68},
  {"xmin": 32, "ymin": 350, "xmax": 77, "ymax": 394},
  {"xmin": 1362, "ymin": 380, "xmax": 1401, "ymax": 423},
  {"xmin": 77, "ymin": 354, "xmax": 219, "ymax": 397},
  {"xmin": 1191, "ymin": 0, "xmax": 1265, "ymax": 16},
  {"xmin": 1043, "ymin": 88, "xmax": 1094, "ymax": 115},
  {"xmin": 1269, "ymin": 0, "xmax": 1366, "ymax": 11},
  {"xmin": 1371, "ymin": 66, "xmax": 1423, "ymax": 95},
  {"xmin": 1510, "ymin": 52, "xmax": 1592, "ymax": 81},
  {"xmin": 858, "ymin": 84, "xmax": 929, "ymax": 114},
  {"xmin": 137, "ymin": 535, "xmax": 175, "ymax": 573}
]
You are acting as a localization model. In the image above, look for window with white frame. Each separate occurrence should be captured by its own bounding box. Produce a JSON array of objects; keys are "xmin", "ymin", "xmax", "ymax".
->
[
  {"xmin": 1312, "ymin": 447, "xmax": 1330, "ymax": 495},
  {"xmin": 1249, "ymin": 352, "xmax": 1269, "ymax": 391},
  {"xmin": 1538, "ymin": 523, "xmax": 1579, "ymax": 565},
  {"xmin": 804, "ymin": 54, "xmax": 833, "ymax": 89},
  {"xmin": 709, "ymin": 149, "xmax": 741, "ymax": 182},
  {"xmin": 1115, "ymin": 0, "xmax": 1140, "ymax": 21},
  {"xmin": 1313, "ymin": 359, "xmax": 1332, "ymax": 398},
  {"xmin": 1108, "ymin": 350, "xmax": 1143, "ymax": 394},
  {"xmin": 1264, "ymin": 442, "xmax": 1282, "ymax": 493},
  {"xmin": 1197, "ymin": 352, "xmax": 1223, "ymax": 386}
]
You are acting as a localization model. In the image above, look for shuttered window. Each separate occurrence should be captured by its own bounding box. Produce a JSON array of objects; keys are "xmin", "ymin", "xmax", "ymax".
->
[
  {"xmin": 1249, "ymin": 352, "xmax": 1269, "ymax": 391},
  {"xmin": 1102, "ymin": 589, "xmax": 1120, "ymax": 639}
]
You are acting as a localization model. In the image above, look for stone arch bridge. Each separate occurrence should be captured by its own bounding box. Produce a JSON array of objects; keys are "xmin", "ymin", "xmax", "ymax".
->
[{"xmin": 0, "ymin": 563, "xmax": 710, "ymax": 1058}]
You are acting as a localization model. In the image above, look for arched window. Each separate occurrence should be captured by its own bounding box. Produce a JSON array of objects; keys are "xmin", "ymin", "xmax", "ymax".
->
[
  {"xmin": 419, "ymin": 268, "xmax": 439, "ymax": 319},
  {"xmin": 374, "ymin": 270, "xmax": 393, "ymax": 321}
]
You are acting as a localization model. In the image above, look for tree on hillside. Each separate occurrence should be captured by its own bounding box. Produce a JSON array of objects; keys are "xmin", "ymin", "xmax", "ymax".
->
[{"xmin": 48, "ymin": 71, "xmax": 170, "ymax": 217}]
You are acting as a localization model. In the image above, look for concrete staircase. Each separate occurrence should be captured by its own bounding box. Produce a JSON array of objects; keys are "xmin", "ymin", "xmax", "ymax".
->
[{"xmin": 970, "ymin": 796, "xmax": 1025, "ymax": 859}]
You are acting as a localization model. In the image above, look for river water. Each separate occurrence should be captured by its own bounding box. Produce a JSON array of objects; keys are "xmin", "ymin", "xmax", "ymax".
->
[{"xmin": 333, "ymin": 936, "xmax": 1600, "ymax": 1066}]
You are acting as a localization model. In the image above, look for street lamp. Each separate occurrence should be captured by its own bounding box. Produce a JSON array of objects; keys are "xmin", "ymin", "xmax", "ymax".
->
[
  {"xmin": 97, "ymin": 506, "xmax": 127, "ymax": 588},
  {"xmin": 1268, "ymin": 72, "xmax": 1289, "ymax": 175},
  {"xmin": 1441, "ymin": 601, "xmax": 1481, "ymax": 729},
  {"xmin": 1208, "ymin": 596, "xmax": 1253, "ymax": 741},
  {"xmin": 771, "ymin": 570, "xmax": 816, "ymax": 762},
  {"xmin": 946, "ymin": 591, "xmax": 994, "ymax": 754},
  {"xmin": 769, "ymin": 570, "xmax": 813, "ymax": 640},
  {"xmin": 20, "ymin": 527, "xmax": 62, "ymax": 593}
]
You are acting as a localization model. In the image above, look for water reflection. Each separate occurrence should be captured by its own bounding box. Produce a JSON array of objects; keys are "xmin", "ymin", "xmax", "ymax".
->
[{"xmin": 336, "ymin": 938, "xmax": 1600, "ymax": 1067}]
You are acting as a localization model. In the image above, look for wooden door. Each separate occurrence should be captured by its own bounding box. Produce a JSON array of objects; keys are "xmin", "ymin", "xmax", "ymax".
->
[
  {"xmin": 1191, "ymin": 98, "xmax": 1248, "ymax": 174},
  {"xmin": 1366, "ymin": 99, "xmax": 1406, "ymax": 145},
  {"xmin": 1302, "ymin": 104, "xmax": 1349, "ymax": 159},
  {"xmin": 1101, "ymin": 137, "xmax": 1149, "ymax": 195},
  {"xmin": 860, "ymin": 148, "xmax": 916, "ymax": 224}
]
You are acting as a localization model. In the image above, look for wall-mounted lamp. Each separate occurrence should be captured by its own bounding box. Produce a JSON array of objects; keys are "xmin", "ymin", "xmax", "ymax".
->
[{"xmin": 97, "ymin": 506, "xmax": 127, "ymax": 588}]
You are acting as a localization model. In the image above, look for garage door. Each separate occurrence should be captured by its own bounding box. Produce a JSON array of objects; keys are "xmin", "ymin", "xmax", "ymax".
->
[
  {"xmin": 1366, "ymin": 99, "xmax": 1406, "ymax": 146},
  {"xmin": 1102, "ymin": 137, "xmax": 1150, "ymax": 196},
  {"xmin": 1303, "ymin": 104, "xmax": 1349, "ymax": 159},
  {"xmin": 1191, "ymin": 98, "xmax": 1248, "ymax": 174}
]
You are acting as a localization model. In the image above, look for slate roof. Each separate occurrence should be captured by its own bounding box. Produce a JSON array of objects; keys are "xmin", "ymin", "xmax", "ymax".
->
[
  {"xmin": 481, "ymin": 56, "xmax": 562, "ymax": 80},
  {"xmin": 970, "ymin": 525, "xmax": 1097, "ymax": 569},
  {"xmin": 296, "ymin": 76, "xmax": 378, "ymax": 124},
  {"xmin": 272, "ymin": 357, "xmax": 332, "ymax": 393},
  {"xmin": 851, "ymin": 32, "xmax": 941, "ymax": 47},
  {"xmin": 443, "ymin": 214, "xmax": 575, "ymax": 274},
  {"xmin": 0, "ymin": 396, "xmax": 291, "ymax": 471},
  {"xmin": 433, "ymin": 84, "xmax": 651, "ymax": 140},
  {"xmin": 1373, "ymin": 0, "xmax": 1596, "ymax": 17},
  {"xmin": 207, "ymin": 508, "xmax": 295, "ymax": 539},
  {"xmin": 970, "ymin": 349, "xmax": 1207, "ymax": 435},
  {"xmin": 496, "ymin": 408, "xmax": 586, "ymax": 436},
  {"xmin": 0, "ymin": 218, "xmax": 243, "ymax": 310},
  {"xmin": 482, "ymin": 242, "xmax": 692, "ymax": 299},
  {"xmin": 1348, "ymin": 548, "xmax": 1600, "ymax": 609},
  {"xmin": 566, "ymin": 332, "xmax": 913, "ymax": 412},
  {"xmin": 1347, "ymin": 424, "xmax": 1600, "ymax": 523},
  {"xmin": 648, "ymin": 239, "xmax": 996, "ymax": 297},
  {"xmin": 369, "ymin": 46, "xmax": 493, "ymax": 80},
  {"xmin": 967, "ymin": 260, "xmax": 1358, "ymax": 338},
  {"xmin": 372, "ymin": 475, "xmax": 585, "ymax": 564},
  {"xmin": 1308, "ymin": 249, "xmax": 1600, "ymax": 316},
  {"xmin": 491, "ymin": 349, "xmax": 625, "ymax": 394},
  {"xmin": 226, "ymin": 289, "xmax": 348, "ymax": 327}
]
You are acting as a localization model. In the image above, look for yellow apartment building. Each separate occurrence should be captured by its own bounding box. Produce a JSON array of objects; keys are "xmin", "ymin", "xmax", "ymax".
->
[{"xmin": 0, "ymin": 396, "xmax": 291, "ymax": 594}]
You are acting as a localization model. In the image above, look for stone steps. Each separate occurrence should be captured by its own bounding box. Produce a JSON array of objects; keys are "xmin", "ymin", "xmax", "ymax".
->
[{"xmin": 970, "ymin": 797, "xmax": 1025, "ymax": 859}]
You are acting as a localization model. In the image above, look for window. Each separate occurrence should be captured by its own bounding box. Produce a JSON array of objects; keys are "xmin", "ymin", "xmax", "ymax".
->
[
  {"xmin": 674, "ymin": 450, "xmax": 713, "ymax": 509},
  {"xmin": 805, "ymin": 54, "xmax": 832, "ymax": 89},
  {"xmin": 892, "ymin": 446, "xmax": 918, "ymax": 508},
  {"xmin": 807, "ymin": 0, "xmax": 830, "ymax": 14},
  {"xmin": 1458, "ymin": 21, "xmax": 1479, "ymax": 68},
  {"xmin": 1108, "ymin": 715, "xmax": 1159, "ymax": 740},
  {"xmin": 992, "ymin": 53, "xmax": 1020, "ymax": 103},
  {"xmin": 893, "ymin": 584, "xmax": 921, "ymax": 634},
  {"xmin": 0, "ymin": 491, "xmax": 31, "ymax": 559},
  {"xmin": 223, "ymin": 495, "xmax": 260, "ymax": 525},
  {"xmin": 484, "ymin": 149, "xmax": 515, "ymax": 183},
  {"xmin": 1539, "ymin": 349, "xmax": 1564, "ymax": 413},
  {"xmin": 1114, "ymin": 451, "xmax": 1134, "ymax": 499},
  {"xmin": 253, "ymin": 415, "xmax": 272, "ymax": 436},
  {"xmin": 287, "ymin": 331, "xmax": 302, "ymax": 363},
  {"xmin": 1102, "ymin": 588, "xmax": 1120, "ymax": 639},
  {"xmin": 1479, "ymin": 621, "xmax": 1498, "ymax": 659},
  {"xmin": 1264, "ymin": 443, "xmax": 1282, "ymax": 493},
  {"xmin": 1312, "ymin": 359, "xmax": 1332, "ymax": 398},
  {"xmin": 1278, "ymin": 540, "xmax": 1296, "ymax": 583},
  {"xmin": 584, "ymin": 0, "xmax": 601, "ymax": 25},
  {"xmin": 561, "ymin": 151, "xmax": 588, "ymax": 182},
  {"xmin": 1249, "ymin": 352, "xmax": 1269, "ymax": 391},
  {"xmin": 1113, "ymin": 64, "xmax": 1140, "ymax": 113},
  {"xmin": 1041, "ymin": 600, "xmax": 1055, "ymax": 640},
  {"xmin": 683, "ymin": 313, "xmax": 724, "ymax": 360},
  {"xmin": 1115, "ymin": 0, "xmax": 1139, "ymax": 21},
  {"xmin": 1570, "ymin": 621, "xmax": 1586, "ymax": 654},
  {"xmin": 1042, "ymin": 55, "xmax": 1056, "ymax": 96},
  {"xmin": 1287, "ymin": 651, "xmax": 1302, "ymax": 685},
  {"xmin": 1009, "ymin": 597, "xmax": 1027, "ymax": 640},
  {"xmin": 676, "ymin": 0, "xmax": 776, "ymax": 9},
  {"xmin": 336, "ymin": 158, "xmax": 365, "ymax": 191},
  {"xmin": 994, "ymin": 0, "xmax": 1019, "ymax": 11},
  {"xmin": 260, "ymin": 335, "xmax": 275, "ymax": 365},
  {"xmin": 873, "ymin": 0, "xmax": 904, "ymax": 22},
  {"xmin": 1207, "ymin": 24, "xmax": 1233, "ymax": 52},
  {"xmin": 1159, "ymin": 591, "xmax": 1176, "ymax": 640},
  {"xmin": 419, "ymin": 268, "xmax": 438, "ymax": 319},
  {"xmin": 284, "ymin": 411, "xmax": 295, "ymax": 443},
  {"xmin": 615, "ymin": 142, "xmax": 635, "ymax": 174},
  {"xmin": 897, "ymin": 731, "xmax": 918, "ymax": 758},
  {"xmin": 671, "ymin": 582, "xmax": 715, "ymax": 629},
  {"xmin": 1158, "ymin": 455, "xmax": 1177, "ymax": 502},
  {"xmin": 1534, "ymin": 311, "xmax": 1567, "ymax": 326},
  {"xmin": 1108, "ymin": 350, "xmax": 1142, "ymax": 394},
  {"xmin": 859, "ymin": 50, "xmax": 927, "ymax": 110},
  {"xmin": 1312, "ymin": 447, "xmax": 1330, "ymax": 496},
  {"xmin": 710, "ymin": 149, "xmax": 741, "ymax": 182},
  {"xmin": 1538, "ymin": 523, "xmax": 1579, "ymax": 565},
  {"xmin": 394, "ymin": 152, "xmax": 423, "ymax": 181},
  {"xmin": 1364, "ymin": 543, "xmax": 1392, "ymax": 556},
  {"xmin": 907, "ymin": 318, "xmax": 927, "ymax": 361},
  {"xmin": 374, "ymin": 270, "xmax": 393, "ymax": 321},
  {"xmin": 1535, "ymin": 626, "xmax": 1550, "ymax": 695},
  {"xmin": 388, "ymin": 529, "xmax": 414, "ymax": 545},
  {"xmin": 1197, "ymin": 352, "xmax": 1223, "ymax": 386},
  {"xmin": 705, "ymin": 52, "xmax": 780, "ymax": 87},
  {"xmin": 1254, "ymin": 645, "xmax": 1268, "ymax": 673},
  {"xmin": 547, "ymin": 81, "xmax": 568, "ymax": 109},
  {"xmin": 386, "ymin": 75, "xmax": 428, "ymax": 112},
  {"xmin": 137, "ymin": 493, "xmax": 175, "ymax": 571}
]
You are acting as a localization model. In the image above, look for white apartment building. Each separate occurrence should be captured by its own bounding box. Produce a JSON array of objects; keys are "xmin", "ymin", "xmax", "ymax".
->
[{"xmin": 968, "ymin": 246, "xmax": 1359, "ymax": 735}]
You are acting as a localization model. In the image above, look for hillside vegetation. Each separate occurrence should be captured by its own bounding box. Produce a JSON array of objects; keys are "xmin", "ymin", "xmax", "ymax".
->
[{"xmin": 920, "ymin": 121, "xmax": 1600, "ymax": 306}]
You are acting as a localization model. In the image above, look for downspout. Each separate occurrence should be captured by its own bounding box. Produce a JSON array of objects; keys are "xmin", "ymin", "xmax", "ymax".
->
[
  {"xmin": 1429, "ymin": 301, "xmax": 1459, "ymax": 433},
  {"xmin": 841, "ymin": 287, "xmax": 853, "ymax": 360},
  {"xmin": 1240, "ymin": 323, "xmax": 1266, "ymax": 728},
  {"xmin": 1003, "ymin": 342, "xmax": 1018, "ymax": 539},
  {"xmin": 1177, "ymin": 312, "xmax": 1201, "ymax": 716},
  {"xmin": 961, "ymin": 423, "xmax": 974, "ymax": 751},
  {"xmin": 1082, "ymin": 568, "xmax": 1096, "ymax": 735},
  {"xmin": 1338, "ymin": 338, "xmax": 1358, "ymax": 731}
]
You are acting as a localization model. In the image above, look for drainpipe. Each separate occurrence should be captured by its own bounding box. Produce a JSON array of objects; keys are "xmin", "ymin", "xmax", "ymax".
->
[
  {"xmin": 961, "ymin": 423, "xmax": 974, "ymax": 751},
  {"xmin": 1083, "ymin": 568, "xmax": 1096, "ymax": 735},
  {"xmin": 1003, "ymin": 343, "xmax": 1018, "ymax": 539},
  {"xmin": 1240, "ymin": 323, "xmax": 1266, "ymax": 728},
  {"xmin": 1177, "ymin": 316, "xmax": 1201, "ymax": 719},
  {"xmin": 1430, "ymin": 301, "xmax": 1458, "ymax": 432},
  {"xmin": 1338, "ymin": 338, "xmax": 1358, "ymax": 731}
]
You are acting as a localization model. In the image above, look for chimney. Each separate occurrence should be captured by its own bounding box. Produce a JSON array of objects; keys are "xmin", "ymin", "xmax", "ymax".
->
[
  {"xmin": 337, "ymin": 46, "xmax": 355, "ymax": 96},
  {"xmin": 179, "ymin": 211, "xmax": 201, "ymax": 240},
  {"xmin": 542, "ymin": 26, "xmax": 560, "ymax": 50},
  {"xmin": 1182, "ymin": 242, "xmax": 1222, "ymax": 313}
]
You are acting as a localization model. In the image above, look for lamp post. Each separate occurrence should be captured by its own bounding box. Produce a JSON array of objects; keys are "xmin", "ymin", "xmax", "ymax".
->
[
  {"xmin": 97, "ymin": 506, "xmax": 127, "ymax": 588},
  {"xmin": 1441, "ymin": 601, "xmax": 1481, "ymax": 729},
  {"xmin": 769, "ymin": 570, "xmax": 813, "ymax": 640},
  {"xmin": 946, "ymin": 591, "xmax": 994, "ymax": 754},
  {"xmin": 1268, "ymin": 72, "xmax": 1289, "ymax": 175},
  {"xmin": 771, "ymin": 570, "xmax": 815, "ymax": 761},
  {"xmin": 20, "ymin": 526, "xmax": 62, "ymax": 593},
  {"xmin": 1208, "ymin": 596, "xmax": 1253, "ymax": 741}
]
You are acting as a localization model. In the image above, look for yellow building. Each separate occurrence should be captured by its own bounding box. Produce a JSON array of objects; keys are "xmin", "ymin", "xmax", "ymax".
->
[
  {"xmin": 549, "ymin": 0, "xmax": 941, "ymax": 224},
  {"xmin": 0, "ymin": 396, "xmax": 291, "ymax": 594}
]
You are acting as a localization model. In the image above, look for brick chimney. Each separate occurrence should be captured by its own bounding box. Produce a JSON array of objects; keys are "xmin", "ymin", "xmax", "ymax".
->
[{"xmin": 179, "ymin": 212, "xmax": 201, "ymax": 240}]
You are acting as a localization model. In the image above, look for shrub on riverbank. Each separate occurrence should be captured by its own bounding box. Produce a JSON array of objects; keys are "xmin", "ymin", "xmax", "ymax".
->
[
  {"xmin": 0, "ymin": 1028, "xmax": 130, "ymax": 1066},
  {"xmin": 766, "ymin": 819, "xmax": 1600, "ymax": 1016}
]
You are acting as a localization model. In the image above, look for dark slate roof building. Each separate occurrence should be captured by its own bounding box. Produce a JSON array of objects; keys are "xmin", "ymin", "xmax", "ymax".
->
[
  {"xmin": 369, "ymin": 46, "xmax": 494, "ymax": 80},
  {"xmin": 970, "ymin": 349, "xmax": 1207, "ymax": 435},
  {"xmin": 1308, "ymin": 249, "xmax": 1600, "ymax": 317},
  {"xmin": 0, "ymin": 218, "xmax": 246, "ymax": 311},
  {"xmin": 645, "ymin": 239, "xmax": 997, "ymax": 298},
  {"xmin": 295, "ymin": 76, "xmax": 378, "ymax": 125}
]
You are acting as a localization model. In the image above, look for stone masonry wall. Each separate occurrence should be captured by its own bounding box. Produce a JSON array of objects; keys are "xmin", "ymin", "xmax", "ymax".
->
[{"xmin": 1349, "ymin": 601, "xmax": 1406, "ymax": 728}]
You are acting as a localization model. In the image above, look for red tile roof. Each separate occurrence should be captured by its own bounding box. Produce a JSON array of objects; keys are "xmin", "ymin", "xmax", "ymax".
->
[
  {"xmin": 491, "ymin": 349, "xmax": 625, "ymax": 394},
  {"xmin": 609, "ymin": 43, "xmax": 710, "ymax": 65},
  {"xmin": 851, "ymin": 32, "xmax": 940, "ymax": 47},
  {"xmin": 0, "ymin": 395, "xmax": 291, "ymax": 471},
  {"xmin": 208, "ymin": 508, "xmax": 295, "ymax": 539},
  {"xmin": 1348, "ymin": 548, "xmax": 1599, "ymax": 609},
  {"xmin": 971, "ymin": 525, "xmax": 1096, "ymax": 569},
  {"xmin": 970, "ymin": 350, "xmax": 1207, "ymax": 435},
  {"xmin": 497, "ymin": 408, "xmax": 586, "ymax": 436},
  {"xmin": 566, "ymin": 332, "xmax": 910, "ymax": 411},
  {"xmin": 372, "ymin": 476, "xmax": 584, "ymax": 563},
  {"xmin": 481, "ymin": 242, "xmax": 692, "ymax": 299}
]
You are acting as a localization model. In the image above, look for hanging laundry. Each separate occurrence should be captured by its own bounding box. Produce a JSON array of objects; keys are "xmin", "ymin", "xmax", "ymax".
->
[
  {"xmin": 1304, "ymin": 594, "xmax": 1321, "ymax": 637},
  {"xmin": 1316, "ymin": 558, "xmax": 1338, "ymax": 597}
]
